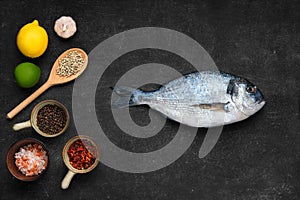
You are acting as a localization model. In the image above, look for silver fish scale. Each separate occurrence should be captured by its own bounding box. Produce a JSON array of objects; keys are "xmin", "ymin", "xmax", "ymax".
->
[{"xmin": 145, "ymin": 71, "xmax": 233, "ymax": 114}]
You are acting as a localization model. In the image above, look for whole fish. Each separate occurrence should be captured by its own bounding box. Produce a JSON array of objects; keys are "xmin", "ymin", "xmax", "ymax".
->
[{"xmin": 112, "ymin": 71, "xmax": 265, "ymax": 128}]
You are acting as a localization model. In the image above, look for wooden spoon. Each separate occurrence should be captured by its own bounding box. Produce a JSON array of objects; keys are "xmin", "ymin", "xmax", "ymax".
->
[{"xmin": 7, "ymin": 48, "xmax": 88, "ymax": 119}]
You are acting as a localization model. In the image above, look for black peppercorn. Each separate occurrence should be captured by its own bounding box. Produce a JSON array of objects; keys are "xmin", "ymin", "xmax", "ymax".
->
[{"xmin": 36, "ymin": 104, "xmax": 67, "ymax": 135}]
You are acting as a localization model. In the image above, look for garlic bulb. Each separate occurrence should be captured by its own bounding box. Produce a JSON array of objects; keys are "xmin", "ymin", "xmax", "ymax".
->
[{"xmin": 54, "ymin": 16, "xmax": 77, "ymax": 39}]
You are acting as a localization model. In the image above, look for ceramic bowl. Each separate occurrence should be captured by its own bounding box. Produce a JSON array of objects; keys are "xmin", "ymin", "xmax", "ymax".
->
[
  {"xmin": 6, "ymin": 138, "xmax": 49, "ymax": 181},
  {"xmin": 13, "ymin": 99, "xmax": 70, "ymax": 138},
  {"xmin": 61, "ymin": 135, "xmax": 100, "ymax": 189}
]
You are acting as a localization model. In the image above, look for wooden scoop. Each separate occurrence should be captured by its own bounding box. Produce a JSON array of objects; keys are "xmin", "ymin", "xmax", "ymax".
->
[{"xmin": 7, "ymin": 48, "xmax": 88, "ymax": 119}]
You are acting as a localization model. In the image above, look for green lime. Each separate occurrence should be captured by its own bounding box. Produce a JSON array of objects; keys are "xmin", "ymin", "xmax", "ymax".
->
[{"xmin": 14, "ymin": 62, "xmax": 41, "ymax": 88}]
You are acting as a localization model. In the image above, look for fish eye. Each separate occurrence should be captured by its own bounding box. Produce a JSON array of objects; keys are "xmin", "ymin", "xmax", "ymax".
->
[{"xmin": 246, "ymin": 86, "xmax": 256, "ymax": 93}]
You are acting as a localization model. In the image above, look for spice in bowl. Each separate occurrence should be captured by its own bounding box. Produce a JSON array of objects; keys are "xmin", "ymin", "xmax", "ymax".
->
[
  {"xmin": 36, "ymin": 104, "xmax": 67, "ymax": 135},
  {"xmin": 67, "ymin": 139, "xmax": 97, "ymax": 170},
  {"xmin": 56, "ymin": 50, "xmax": 84, "ymax": 77},
  {"xmin": 14, "ymin": 143, "xmax": 48, "ymax": 176}
]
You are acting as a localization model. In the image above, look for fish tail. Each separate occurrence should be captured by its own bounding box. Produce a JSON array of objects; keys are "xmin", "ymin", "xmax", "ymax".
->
[{"xmin": 111, "ymin": 86, "xmax": 144, "ymax": 108}]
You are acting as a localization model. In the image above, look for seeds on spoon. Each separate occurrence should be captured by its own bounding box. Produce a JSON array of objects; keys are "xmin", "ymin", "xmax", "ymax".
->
[{"xmin": 56, "ymin": 50, "xmax": 84, "ymax": 77}]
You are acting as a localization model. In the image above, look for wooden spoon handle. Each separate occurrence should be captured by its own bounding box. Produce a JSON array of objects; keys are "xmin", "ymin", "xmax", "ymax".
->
[
  {"xmin": 61, "ymin": 170, "xmax": 76, "ymax": 189},
  {"xmin": 7, "ymin": 82, "xmax": 51, "ymax": 119},
  {"xmin": 13, "ymin": 120, "xmax": 32, "ymax": 131}
]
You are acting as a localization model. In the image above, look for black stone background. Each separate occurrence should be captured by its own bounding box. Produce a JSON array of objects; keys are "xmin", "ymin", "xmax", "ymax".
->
[{"xmin": 0, "ymin": 0, "xmax": 299, "ymax": 199}]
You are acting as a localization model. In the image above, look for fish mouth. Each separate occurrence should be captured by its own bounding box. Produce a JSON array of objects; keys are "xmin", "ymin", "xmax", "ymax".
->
[{"xmin": 238, "ymin": 100, "xmax": 266, "ymax": 117}]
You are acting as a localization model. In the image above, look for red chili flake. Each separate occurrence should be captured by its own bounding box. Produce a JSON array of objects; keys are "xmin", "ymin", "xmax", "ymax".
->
[{"xmin": 67, "ymin": 139, "xmax": 96, "ymax": 170}]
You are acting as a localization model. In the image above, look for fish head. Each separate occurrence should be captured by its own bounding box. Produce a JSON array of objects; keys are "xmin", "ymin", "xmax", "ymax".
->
[{"xmin": 228, "ymin": 78, "xmax": 265, "ymax": 117}]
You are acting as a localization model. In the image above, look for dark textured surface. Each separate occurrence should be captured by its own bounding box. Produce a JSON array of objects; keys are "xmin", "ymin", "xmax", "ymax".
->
[{"xmin": 0, "ymin": 0, "xmax": 299, "ymax": 199}]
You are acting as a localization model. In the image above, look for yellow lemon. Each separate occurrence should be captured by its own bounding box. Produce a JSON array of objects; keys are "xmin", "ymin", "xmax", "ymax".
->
[{"xmin": 17, "ymin": 20, "xmax": 48, "ymax": 58}]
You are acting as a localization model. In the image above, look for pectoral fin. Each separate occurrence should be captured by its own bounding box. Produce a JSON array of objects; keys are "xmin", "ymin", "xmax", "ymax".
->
[{"xmin": 192, "ymin": 102, "xmax": 230, "ymax": 112}]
